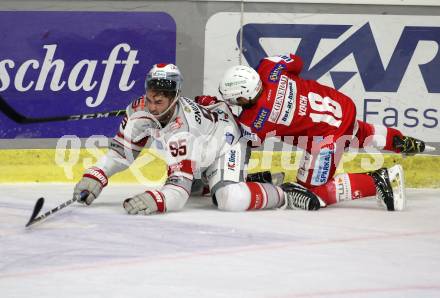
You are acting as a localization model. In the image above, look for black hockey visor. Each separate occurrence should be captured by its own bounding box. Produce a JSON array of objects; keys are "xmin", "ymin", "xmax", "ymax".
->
[{"xmin": 147, "ymin": 79, "xmax": 177, "ymax": 91}]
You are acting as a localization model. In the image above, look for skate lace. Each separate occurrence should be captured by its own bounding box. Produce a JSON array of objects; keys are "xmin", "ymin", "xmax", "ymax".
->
[
  {"xmin": 375, "ymin": 185, "xmax": 386, "ymax": 202},
  {"xmin": 373, "ymin": 175, "xmax": 393, "ymax": 208},
  {"xmin": 287, "ymin": 192, "xmax": 310, "ymax": 210}
]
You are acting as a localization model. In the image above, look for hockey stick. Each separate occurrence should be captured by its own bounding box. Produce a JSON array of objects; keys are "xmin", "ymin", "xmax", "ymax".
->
[
  {"xmin": 25, "ymin": 191, "xmax": 89, "ymax": 228},
  {"xmin": 0, "ymin": 94, "xmax": 125, "ymax": 124}
]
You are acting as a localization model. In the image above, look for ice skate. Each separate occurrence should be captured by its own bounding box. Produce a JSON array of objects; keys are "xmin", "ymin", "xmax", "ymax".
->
[
  {"xmin": 393, "ymin": 136, "xmax": 435, "ymax": 156},
  {"xmin": 280, "ymin": 182, "xmax": 321, "ymax": 211},
  {"xmin": 368, "ymin": 165, "xmax": 406, "ymax": 211}
]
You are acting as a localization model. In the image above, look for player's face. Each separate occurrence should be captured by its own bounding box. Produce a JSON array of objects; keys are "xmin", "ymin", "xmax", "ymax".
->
[
  {"xmin": 236, "ymin": 97, "xmax": 250, "ymax": 106},
  {"xmin": 145, "ymin": 89, "xmax": 172, "ymax": 116}
]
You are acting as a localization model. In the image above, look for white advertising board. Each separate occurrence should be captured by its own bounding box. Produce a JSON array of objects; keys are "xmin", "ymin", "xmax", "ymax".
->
[{"xmin": 204, "ymin": 13, "xmax": 440, "ymax": 142}]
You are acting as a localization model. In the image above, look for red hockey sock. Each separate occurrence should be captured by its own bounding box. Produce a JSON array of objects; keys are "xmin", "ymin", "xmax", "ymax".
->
[
  {"xmin": 247, "ymin": 182, "xmax": 266, "ymax": 210},
  {"xmin": 310, "ymin": 173, "xmax": 376, "ymax": 205},
  {"xmin": 383, "ymin": 127, "xmax": 404, "ymax": 152},
  {"xmin": 246, "ymin": 182, "xmax": 284, "ymax": 210},
  {"xmin": 355, "ymin": 120, "xmax": 404, "ymax": 153}
]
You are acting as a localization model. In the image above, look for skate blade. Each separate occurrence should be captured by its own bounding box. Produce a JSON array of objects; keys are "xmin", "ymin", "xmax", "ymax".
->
[
  {"xmin": 388, "ymin": 164, "xmax": 406, "ymax": 211},
  {"xmin": 424, "ymin": 144, "xmax": 436, "ymax": 152}
]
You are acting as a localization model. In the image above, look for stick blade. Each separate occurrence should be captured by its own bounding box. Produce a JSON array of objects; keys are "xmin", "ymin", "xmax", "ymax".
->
[{"xmin": 25, "ymin": 197, "xmax": 45, "ymax": 227}]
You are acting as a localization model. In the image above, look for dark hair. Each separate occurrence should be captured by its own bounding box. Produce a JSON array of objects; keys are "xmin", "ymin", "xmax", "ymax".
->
[{"xmin": 149, "ymin": 88, "xmax": 177, "ymax": 99}]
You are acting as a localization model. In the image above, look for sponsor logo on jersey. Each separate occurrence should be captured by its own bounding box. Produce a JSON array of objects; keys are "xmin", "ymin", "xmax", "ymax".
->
[
  {"xmin": 278, "ymin": 79, "xmax": 297, "ymax": 126},
  {"xmin": 227, "ymin": 149, "xmax": 237, "ymax": 171},
  {"xmin": 269, "ymin": 75, "xmax": 288, "ymax": 122},
  {"xmin": 269, "ymin": 63, "xmax": 286, "ymax": 82},
  {"xmin": 184, "ymin": 98, "xmax": 202, "ymax": 124},
  {"xmin": 240, "ymin": 124, "xmax": 259, "ymax": 142},
  {"xmin": 225, "ymin": 132, "xmax": 235, "ymax": 145},
  {"xmin": 270, "ymin": 76, "xmax": 297, "ymax": 126},
  {"xmin": 266, "ymin": 89, "xmax": 273, "ymax": 102},
  {"xmin": 311, "ymin": 147, "xmax": 333, "ymax": 185},
  {"xmin": 253, "ymin": 108, "xmax": 269, "ymax": 131},
  {"xmin": 214, "ymin": 109, "xmax": 230, "ymax": 123},
  {"xmin": 279, "ymin": 55, "xmax": 293, "ymax": 63}
]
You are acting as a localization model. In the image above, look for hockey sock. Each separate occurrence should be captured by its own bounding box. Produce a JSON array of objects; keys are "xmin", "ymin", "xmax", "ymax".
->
[
  {"xmin": 383, "ymin": 127, "xmax": 404, "ymax": 152},
  {"xmin": 355, "ymin": 120, "xmax": 403, "ymax": 153},
  {"xmin": 310, "ymin": 173, "xmax": 376, "ymax": 205},
  {"xmin": 246, "ymin": 182, "xmax": 284, "ymax": 210}
]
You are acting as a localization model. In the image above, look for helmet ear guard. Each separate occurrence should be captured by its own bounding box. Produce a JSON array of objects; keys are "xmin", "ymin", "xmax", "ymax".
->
[{"xmin": 218, "ymin": 65, "xmax": 262, "ymax": 105}]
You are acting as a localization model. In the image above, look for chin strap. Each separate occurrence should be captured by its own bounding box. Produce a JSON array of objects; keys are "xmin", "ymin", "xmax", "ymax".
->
[{"xmin": 145, "ymin": 92, "xmax": 181, "ymax": 128}]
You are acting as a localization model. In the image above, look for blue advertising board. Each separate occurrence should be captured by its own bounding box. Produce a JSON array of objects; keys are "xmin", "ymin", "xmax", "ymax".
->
[{"xmin": 0, "ymin": 11, "xmax": 176, "ymax": 138}]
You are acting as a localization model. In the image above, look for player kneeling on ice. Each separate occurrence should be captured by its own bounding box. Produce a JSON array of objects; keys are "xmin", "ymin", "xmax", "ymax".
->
[
  {"xmin": 197, "ymin": 53, "xmax": 435, "ymax": 212},
  {"xmin": 73, "ymin": 63, "xmax": 321, "ymax": 215}
]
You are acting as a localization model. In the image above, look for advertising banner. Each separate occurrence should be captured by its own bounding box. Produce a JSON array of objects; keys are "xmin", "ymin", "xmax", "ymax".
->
[
  {"xmin": 0, "ymin": 11, "xmax": 176, "ymax": 138},
  {"xmin": 204, "ymin": 13, "xmax": 440, "ymax": 142}
]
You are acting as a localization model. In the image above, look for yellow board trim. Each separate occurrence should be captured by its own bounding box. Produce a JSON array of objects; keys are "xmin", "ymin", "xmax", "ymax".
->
[{"xmin": 0, "ymin": 149, "xmax": 439, "ymax": 188}]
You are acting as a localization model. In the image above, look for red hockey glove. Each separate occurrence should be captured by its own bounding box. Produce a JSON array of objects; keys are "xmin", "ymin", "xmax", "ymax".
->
[
  {"xmin": 194, "ymin": 95, "xmax": 218, "ymax": 106},
  {"xmin": 74, "ymin": 167, "xmax": 108, "ymax": 205}
]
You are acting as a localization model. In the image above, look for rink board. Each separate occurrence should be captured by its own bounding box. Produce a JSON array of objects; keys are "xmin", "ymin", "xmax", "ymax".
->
[{"xmin": 0, "ymin": 149, "xmax": 439, "ymax": 188}]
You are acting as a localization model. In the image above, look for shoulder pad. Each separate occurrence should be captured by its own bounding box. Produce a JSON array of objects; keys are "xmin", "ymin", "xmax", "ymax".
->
[{"xmin": 126, "ymin": 95, "xmax": 147, "ymax": 116}]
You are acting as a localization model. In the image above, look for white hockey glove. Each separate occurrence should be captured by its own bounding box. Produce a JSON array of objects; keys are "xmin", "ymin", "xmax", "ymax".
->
[
  {"xmin": 124, "ymin": 111, "xmax": 160, "ymax": 143},
  {"xmin": 123, "ymin": 190, "xmax": 166, "ymax": 215},
  {"xmin": 74, "ymin": 167, "xmax": 108, "ymax": 205}
]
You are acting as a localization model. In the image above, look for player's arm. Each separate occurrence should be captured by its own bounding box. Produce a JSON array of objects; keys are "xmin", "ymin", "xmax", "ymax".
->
[
  {"xmin": 257, "ymin": 53, "xmax": 304, "ymax": 81},
  {"xmin": 123, "ymin": 129, "xmax": 197, "ymax": 215},
  {"xmin": 123, "ymin": 159, "xmax": 195, "ymax": 215},
  {"xmin": 73, "ymin": 99, "xmax": 153, "ymax": 205}
]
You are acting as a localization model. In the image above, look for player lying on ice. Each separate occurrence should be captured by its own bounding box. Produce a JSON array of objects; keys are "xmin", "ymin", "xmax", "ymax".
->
[
  {"xmin": 72, "ymin": 63, "xmax": 322, "ymax": 215},
  {"xmin": 195, "ymin": 53, "xmax": 434, "ymax": 211}
]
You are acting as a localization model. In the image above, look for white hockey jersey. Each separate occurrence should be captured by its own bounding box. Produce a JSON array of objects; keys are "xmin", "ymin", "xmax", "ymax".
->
[{"xmin": 96, "ymin": 95, "xmax": 242, "ymax": 211}]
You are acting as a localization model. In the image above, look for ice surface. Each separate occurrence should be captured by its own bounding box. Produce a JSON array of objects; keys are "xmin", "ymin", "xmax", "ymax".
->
[{"xmin": 1, "ymin": 184, "xmax": 440, "ymax": 298}]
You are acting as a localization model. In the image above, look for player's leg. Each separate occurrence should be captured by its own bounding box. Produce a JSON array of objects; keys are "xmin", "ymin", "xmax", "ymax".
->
[
  {"xmin": 206, "ymin": 140, "xmax": 319, "ymax": 211},
  {"xmin": 355, "ymin": 120, "xmax": 434, "ymax": 154},
  {"xmin": 206, "ymin": 139, "xmax": 283, "ymax": 211},
  {"xmin": 297, "ymin": 136, "xmax": 406, "ymax": 211},
  {"xmin": 309, "ymin": 169, "xmax": 406, "ymax": 211},
  {"xmin": 193, "ymin": 170, "xmax": 285, "ymax": 197}
]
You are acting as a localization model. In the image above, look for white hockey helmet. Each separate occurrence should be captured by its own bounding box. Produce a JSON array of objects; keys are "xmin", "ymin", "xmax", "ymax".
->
[
  {"xmin": 145, "ymin": 63, "xmax": 183, "ymax": 96},
  {"xmin": 143, "ymin": 63, "xmax": 183, "ymax": 126},
  {"xmin": 218, "ymin": 65, "xmax": 262, "ymax": 105}
]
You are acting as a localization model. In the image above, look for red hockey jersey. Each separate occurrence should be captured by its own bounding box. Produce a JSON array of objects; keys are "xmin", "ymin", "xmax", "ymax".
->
[{"xmin": 238, "ymin": 54, "xmax": 357, "ymax": 143}]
